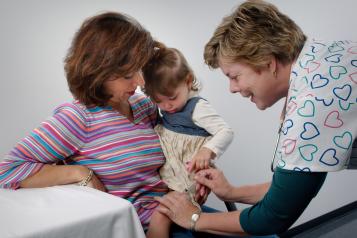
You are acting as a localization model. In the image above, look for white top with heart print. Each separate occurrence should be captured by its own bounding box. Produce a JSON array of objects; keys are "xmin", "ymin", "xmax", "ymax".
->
[{"xmin": 274, "ymin": 39, "xmax": 357, "ymax": 172}]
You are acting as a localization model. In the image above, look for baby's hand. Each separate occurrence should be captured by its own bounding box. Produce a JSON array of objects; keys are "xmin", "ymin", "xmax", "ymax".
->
[{"xmin": 188, "ymin": 147, "xmax": 216, "ymax": 173}]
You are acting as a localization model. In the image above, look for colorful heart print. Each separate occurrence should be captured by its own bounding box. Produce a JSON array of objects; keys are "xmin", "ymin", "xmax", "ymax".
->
[
  {"xmin": 282, "ymin": 119, "xmax": 294, "ymax": 135},
  {"xmin": 351, "ymin": 60, "xmax": 357, "ymax": 67},
  {"xmin": 282, "ymin": 139, "xmax": 296, "ymax": 154},
  {"xmin": 324, "ymin": 111, "xmax": 343, "ymax": 128},
  {"xmin": 328, "ymin": 43, "xmax": 344, "ymax": 53},
  {"xmin": 319, "ymin": 148, "xmax": 339, "ymax": 166},
  {"xmin": 333, "ymin": 84, "xmax": 352, "ymax": 101},
  {"xmin": 297, "ymin": 100, "xmax": 315, "ymax": 117},
  {"xmin": 315, "ymin": 96, "xmax": 334, "ymax": 106},
  {"xmin": 338, "ymin": 100, "xmax": 353, "ymax": 111},
  {"xmin": 333, "ymin": 131, "xmax": 353, "ymax": 150},
  {"xmin": 349, "ymin": 72, "xmax": 357, "ymax": 84},
  {"xmin": 286, "ymin": 101, "xmax": 297, "ymax": 116},
  {"xmin": 305, "ymin": 62, "xmax": 321, "ymax": 74},
  {"xmin": 298, "ymin": 144, "xmax": 318, "ymax": 161},
  {"xmin": 299, "ymin": 53, "xmax": 315, "ymax": 68},
  {"xmin": 324, "ymin": 53, "xmax": 343, "ymax": 63},
  {"xmin": 310, "ymin": 41, "xmax": 326, "ymax": 53},
  {"xmin": 311, "ymin": 74, "xmax": 329, "ymax": 89},
  {"xmin": 300, "ymin": 122, "xmax": 320, "ymax": 140},
  {"xmin": 347, "ymin": 46, "xmax": 357, "ymax": 54},
  {"xmin": 293, "ymin": 167, "xmax": 311, "ymax": 172},
  {"xmin": 329, "ymin": 65, "xmax": 347, "ymax": 80}
]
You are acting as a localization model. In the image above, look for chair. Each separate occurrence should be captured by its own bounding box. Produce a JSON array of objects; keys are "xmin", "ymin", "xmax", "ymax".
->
[{"xmin": 225, "ymin": 201, "xmax": 238, "ymax": 211}]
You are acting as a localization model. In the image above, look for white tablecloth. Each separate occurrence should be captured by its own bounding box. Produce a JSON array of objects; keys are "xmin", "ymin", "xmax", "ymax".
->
[{"xmin": 0, "ymin": 185, "xmax": 145, "ymax": 238}]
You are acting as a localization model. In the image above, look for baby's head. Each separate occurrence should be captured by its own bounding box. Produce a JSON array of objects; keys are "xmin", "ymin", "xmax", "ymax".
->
[{"xmin": 143, "ymin": 42, "xmax": 199, "ymax": 113}]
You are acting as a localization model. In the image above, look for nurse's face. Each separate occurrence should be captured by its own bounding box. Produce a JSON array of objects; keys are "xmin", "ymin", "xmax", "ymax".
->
[{"xmin": 218, "ymin": 58, "xmax": 285, "ymax": 110}]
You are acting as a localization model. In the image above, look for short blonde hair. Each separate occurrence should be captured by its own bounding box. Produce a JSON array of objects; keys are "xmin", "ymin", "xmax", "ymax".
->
[{"xmin": 204, "ymin": 0, "xmax": 306, "ymax": 71}]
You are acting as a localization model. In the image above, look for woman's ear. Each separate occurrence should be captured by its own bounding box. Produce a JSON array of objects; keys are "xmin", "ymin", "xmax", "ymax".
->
[
  {"xmin": 268, "ymin": 55, "xmax": 278, "ymax": 75},
  {"xmin": 268, "ymin": 56, "xmax": 277, "ymax": 77}
]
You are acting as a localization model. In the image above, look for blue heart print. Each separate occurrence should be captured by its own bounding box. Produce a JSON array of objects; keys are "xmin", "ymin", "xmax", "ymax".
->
[
  {"xmin": 311, "ymin": 74, "xmax": 329, "ymax": 89},
  {"xmin": 300, "ymin": 122, "xmax": 320, "ymax": 140},
  {"xmin": 333, "ymin": 84, "xmax": 352, "ymax": 101},
  {"xmin": 333, "ymin": 131, "xmax": 353, "ymax": 150},
  {"xmin": 293, "ymin": 167, "xmax": 311, "ymax": 172},
  {"xmin": 299, "ymin": 54, "xmax": 315, "ymax": 68},
  {"xmin": 315, "ymin": 96, "xmax": 334, "ymax": 106},
  {"xmin": 282, "ymin": 119, "xmax": 294, "ymax": 135},
  {"xmin": 329, "ymin": 65, "xmax": 347, "ymax": 80},
  {"xmin": 319, "ymin": 148, "xmax": 339, "ymax": 166},
  {"xmin": 328, "ymin": 43, "xmax": 344, "ymax": 53},
  {"xmin": 310, "ymin": 41, "xmax": 326, "ymax": 53},
  {"xmin": 352, "ymin": 60, "xmax": 357, "ymax": 67},
  {"xmin": 291, "ymin": 71, "xmax": 298, "ymax": 83},
  {"xmin": 324, "ymin": 54, "xmax": 343, "ymax": 63},
  {"xmin": 298, "ymin": 144, "xmax": 318, "ymax": 161}
]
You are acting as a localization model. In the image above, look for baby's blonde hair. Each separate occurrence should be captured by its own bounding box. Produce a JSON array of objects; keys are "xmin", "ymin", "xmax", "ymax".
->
[{"xmin": 143, "ymin": 42, "xmax": 199, "ymax": 102}]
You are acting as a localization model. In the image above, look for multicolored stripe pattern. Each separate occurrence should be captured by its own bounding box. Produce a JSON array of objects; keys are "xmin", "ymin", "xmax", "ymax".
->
[{"xmin": 0, "ymin": 93, "xmax": 168, "ymax": 229}]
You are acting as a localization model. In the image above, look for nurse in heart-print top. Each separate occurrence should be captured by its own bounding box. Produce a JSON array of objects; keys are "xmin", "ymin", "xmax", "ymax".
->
[
  {"xmin": 154, "ymin": 1, "xmax": 356, "ymax": 236},
  {"xmin": 277, "ymin": 39, "xmax": 356, "ymax": 172}
]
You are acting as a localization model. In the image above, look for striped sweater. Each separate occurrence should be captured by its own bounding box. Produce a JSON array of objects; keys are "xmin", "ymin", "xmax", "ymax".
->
[{"xmin": 0, "ymin": 93, "xmax": 168, "ymax": 229}]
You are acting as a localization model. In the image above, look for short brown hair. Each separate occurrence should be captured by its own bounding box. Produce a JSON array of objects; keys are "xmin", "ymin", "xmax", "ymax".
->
[
  {"xmin": 65, "ymin": 12, "xmax": 155, "ymax": 107},
  {"xmin": 204, "ymin": 0, "xmax": 306, "ymax": 71},
  {"xmin": 142, "ymin": 42, "xmax": 199, "ymax": 102}
]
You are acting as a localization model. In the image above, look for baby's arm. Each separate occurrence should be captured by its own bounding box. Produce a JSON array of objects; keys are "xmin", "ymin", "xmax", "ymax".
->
[
  {"xmin": 146, "ymin": 205, "xmax": 171, "ymax": 238},
  {"xmin": 189, "ymin": 99, "xmax": 234, "ymax": 172}
]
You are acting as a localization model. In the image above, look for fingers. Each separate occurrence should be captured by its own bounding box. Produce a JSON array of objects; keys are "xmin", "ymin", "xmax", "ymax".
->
[
  {"xmin": 200, "ymin": 185, "xmax": 206, "ymax": 196},
  {"xmin": 194, "ymin": 169, "xmax": 216, "ymax": 188},
  {"xmin": 187, "ymin": 162, "xmax": 195, "ymax": 173},
  {"xmin": 154, "ymin": 199, "xmax": 173, "ymax": 218}
]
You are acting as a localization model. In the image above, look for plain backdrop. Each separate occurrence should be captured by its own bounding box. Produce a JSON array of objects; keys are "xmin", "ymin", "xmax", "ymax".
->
[{"xmin": 1, "ymin": 0, "xmax": 356, "ymax": 228}]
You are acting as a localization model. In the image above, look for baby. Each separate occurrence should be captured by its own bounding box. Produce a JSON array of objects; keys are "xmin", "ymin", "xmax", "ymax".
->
[{"xmin": 143, "ymin": 42, "xmax": 234, "ymax": 238}]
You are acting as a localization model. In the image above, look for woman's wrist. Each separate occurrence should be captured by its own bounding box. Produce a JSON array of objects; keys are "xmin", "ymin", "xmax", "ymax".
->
[
  {"xmin": 194, "ymin": 212, "xmax": 206, "ymax": 232},
  {"xmin": 77, "ymin": 169, "xmax": 93, "ymax": 186},
  {"xmin": 73, "ymin": 165, "xmax": 92, "ymax": 183}
]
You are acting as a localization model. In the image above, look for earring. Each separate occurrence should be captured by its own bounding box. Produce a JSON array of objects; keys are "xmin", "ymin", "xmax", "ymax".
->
[{"xmin": 273, "ymin": 70, "xmax": 277, "ymax": 78}]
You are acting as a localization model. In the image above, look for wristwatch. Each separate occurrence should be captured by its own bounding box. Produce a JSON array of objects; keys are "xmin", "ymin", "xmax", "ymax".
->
[{"xmin": 190, "ymin": 210, "xmax": 202, "ymax": 231}]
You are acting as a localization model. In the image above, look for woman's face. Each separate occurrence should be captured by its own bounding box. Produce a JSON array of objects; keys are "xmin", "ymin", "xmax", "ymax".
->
[
  {"xmin": 218, "ymin": 59, "xmax": 285, "ymax": 110},
  {"xmin": 154, "ymin": 81, "xmax": 191, "ymax": 114},
  {"xmin": 103, "ymin": 71, "xmax": 144, "ymax": 104}
]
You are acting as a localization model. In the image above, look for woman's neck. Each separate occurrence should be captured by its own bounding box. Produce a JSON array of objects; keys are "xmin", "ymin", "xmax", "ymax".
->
[
  {"xmin": 109, "ymin": 100, "xmax": 134, "ymax": 122},
  {"xmin": 276, "ymin": 61, "xmax": 293, "ymax": 99}
]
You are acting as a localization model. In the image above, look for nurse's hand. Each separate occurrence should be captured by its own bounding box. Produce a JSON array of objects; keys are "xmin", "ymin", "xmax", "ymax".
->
[
  {"xmin": 194, "ymin": 168, "xmax": 234, "ymax": 201},
  {"xmin": 195, "ymin": 183, "xmax": 210, "ymax": 205},
  {"xmin": 155, "ymin": 191, "xmax": 199, "ymax": 229}
]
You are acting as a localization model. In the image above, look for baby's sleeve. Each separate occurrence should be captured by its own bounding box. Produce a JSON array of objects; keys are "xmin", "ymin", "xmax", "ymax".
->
[{"xmin": 192, "ymin": 99, "xmax": 234, "ymax": 158}]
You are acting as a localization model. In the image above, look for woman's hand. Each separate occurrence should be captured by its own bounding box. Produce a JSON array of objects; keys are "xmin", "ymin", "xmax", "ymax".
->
[
  {"xmin": 78, "ymin": 167, "xmax": 107, "ymax": 192},
  {"xmin": 155, "ymin": 191, "xmax": 199, "ymax": 229},
  {"xmin": 86, "ymin": 173, "xmax": 107, "ymax": 192},
  {"xmin": 194, "ymin": 168, "xmax": 234, "ymax": 201},
  {"xmin": 188, "ymin": 147, "xmax": 216, "ymax": 173}
]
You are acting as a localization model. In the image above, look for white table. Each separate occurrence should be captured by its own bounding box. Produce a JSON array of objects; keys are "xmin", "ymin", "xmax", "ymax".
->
[{"xmin": 0, "ymin": 185, "xmax": 146, "ymax": 238}]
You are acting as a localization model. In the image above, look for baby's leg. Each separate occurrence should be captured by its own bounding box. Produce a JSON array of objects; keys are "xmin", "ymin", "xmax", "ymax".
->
[{"xmin": 146, "ymin": 205, "xmax": 171, "ymax": 238}]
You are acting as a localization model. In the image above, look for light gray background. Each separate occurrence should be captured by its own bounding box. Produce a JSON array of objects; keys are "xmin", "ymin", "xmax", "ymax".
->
[{"xmin": 1, "ymin": 0, "xmax": 356, "ymax": 228}]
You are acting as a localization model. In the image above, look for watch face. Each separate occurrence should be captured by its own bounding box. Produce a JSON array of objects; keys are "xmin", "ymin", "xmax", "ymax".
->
[{"xmin": 192, "ymin": 213, "xmax": 199, "ymax": 221}]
